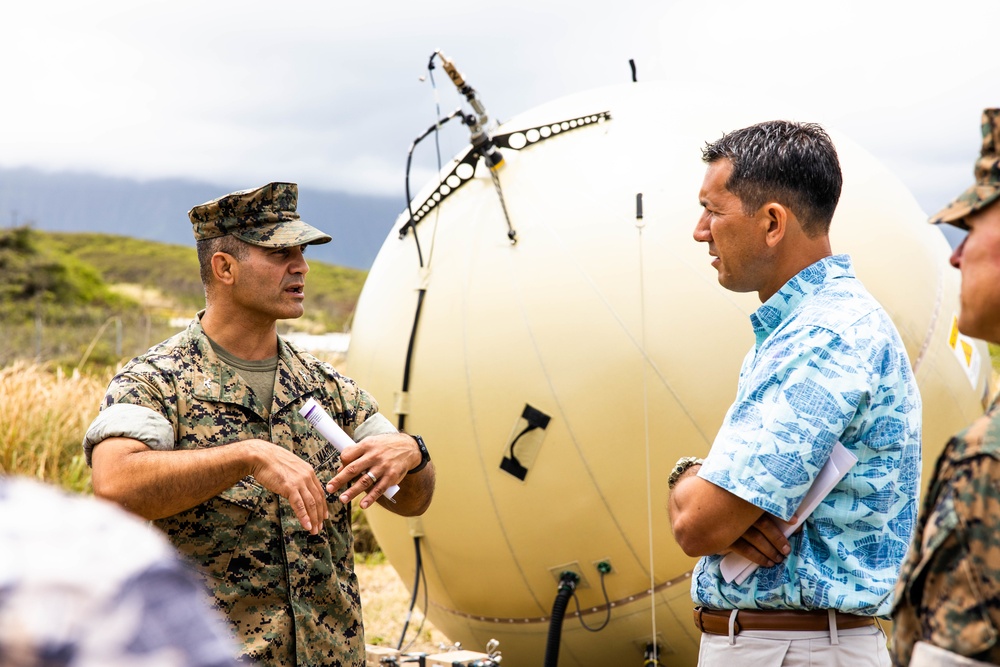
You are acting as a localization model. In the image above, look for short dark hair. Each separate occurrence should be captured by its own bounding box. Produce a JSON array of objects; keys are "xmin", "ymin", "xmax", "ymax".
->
[
  {"xmin": 196, "ymin": 235, "xmax": 250, "ymax": 286},
  {"xmin": 701, "ymin": 120, "xmax": 843, "ymax": 236}
]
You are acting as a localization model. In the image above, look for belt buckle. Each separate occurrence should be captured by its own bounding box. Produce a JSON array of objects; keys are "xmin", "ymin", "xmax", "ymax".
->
[{"xmin": 694, "ymin": 606, "xmax": 706, "ymax": 632}]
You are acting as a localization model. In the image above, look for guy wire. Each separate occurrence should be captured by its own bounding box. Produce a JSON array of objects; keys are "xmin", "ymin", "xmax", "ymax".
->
[{"xmin": 635, "ymin": 192, "xmax": 659, "ymax": 660}]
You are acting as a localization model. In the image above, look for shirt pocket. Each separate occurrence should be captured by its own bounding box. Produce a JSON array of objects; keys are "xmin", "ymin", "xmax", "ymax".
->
[
  {"xmin": 159, "ymin": 476, "xmax": 267, "ymax": 581},
  {"xmin": 904, "ymin": 493, "xmax": 998, "ymax": 655}
]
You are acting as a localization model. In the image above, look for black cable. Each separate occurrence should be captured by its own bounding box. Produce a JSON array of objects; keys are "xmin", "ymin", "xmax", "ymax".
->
[
  {"xmin": 543, "ymin": 573, "xmax": 578, "ymax": 667},
  {"xmin": 427, "ymin": 65, "xmax": 446, "ymax": 195},
  {"xmin": 402, "ymin": 107, "xmax": 464, "ymax": 256},
  {"xmin": 396, "ymin": 535, "xmax": 424, "ymax": 651},
  {"xmin": 400, "ymin": 542, "xmax": 430, "ymax": 653},
  {"xmin": 397, "ymin": 65, "xmax": 463, "ymax": 433},
  {"xmin": 403, "ymin": 147, "xmax": 425, "ymax": 267},
  {"xmin": 396, "ymin": 286, "xmax": 425, "ymax": 434},
  {"xmin": 570, "ymin": 569, "xmax": 612, "ymax": 632}
]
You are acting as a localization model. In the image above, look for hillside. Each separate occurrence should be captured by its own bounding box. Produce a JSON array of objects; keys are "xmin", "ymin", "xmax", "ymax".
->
[
  {"xmin": 0, "ymin": 167, "xmax": 401, "ymax": 270},
  {"xmin": 0, "ymin": 227, "xmax": 366, "ymax": 369}
]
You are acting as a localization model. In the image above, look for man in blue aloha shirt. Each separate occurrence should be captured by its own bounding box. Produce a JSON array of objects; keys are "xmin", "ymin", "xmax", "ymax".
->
[{"xmin": 668, "ymin": 120, "xmax": 922, "ymax": 666}]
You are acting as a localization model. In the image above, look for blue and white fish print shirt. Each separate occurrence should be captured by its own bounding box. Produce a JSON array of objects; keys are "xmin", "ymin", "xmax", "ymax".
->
[{"xmin": 694, "ymin": 254, "xmax": 922, "ymax": 616}]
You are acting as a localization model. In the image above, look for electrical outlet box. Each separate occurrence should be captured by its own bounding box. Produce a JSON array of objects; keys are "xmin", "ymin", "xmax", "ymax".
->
[
  {"xmin": 593, "ymin": 558, "xmax": 613, "ymax": 574},
  {"xmin": 547, "ymin": 560, "xmax": 590, "ymax": 589}
]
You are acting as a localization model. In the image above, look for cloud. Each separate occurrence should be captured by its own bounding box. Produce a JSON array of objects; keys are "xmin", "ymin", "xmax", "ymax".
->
[{"xmin": 0, "ymin": 0, "xmax": 996, "ymax": 214}]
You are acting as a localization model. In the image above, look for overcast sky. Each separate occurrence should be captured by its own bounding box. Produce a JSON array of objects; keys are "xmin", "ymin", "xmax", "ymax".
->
[{"xmin": 1, "ymin": 0, "xmax": 997, "ymax": 218}]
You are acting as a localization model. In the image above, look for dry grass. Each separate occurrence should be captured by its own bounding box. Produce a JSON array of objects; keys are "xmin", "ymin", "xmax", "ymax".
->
[
  {"xmin": 0, "ymin": 362, "xmax": 106, "ymax": 491},
  {"xmin": 0, "ymin": 362, "xmax": 449, "ymax": 656},
  {"xmin": 358, "ymin": 560, "xmax": 452, "ymax": 654},
  {"xmin": 109, "ymin": 282, "xmax": 188, "ymax": 315}
]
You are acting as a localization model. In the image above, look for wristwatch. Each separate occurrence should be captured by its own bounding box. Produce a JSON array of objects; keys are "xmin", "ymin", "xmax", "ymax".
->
[
  {"xmin": 407, "ymin": 434, "xmax": 431, "ymax": 474},
  {"xmin": 667, "ymin": 456, "xmax": 704, "ymax": 490}
]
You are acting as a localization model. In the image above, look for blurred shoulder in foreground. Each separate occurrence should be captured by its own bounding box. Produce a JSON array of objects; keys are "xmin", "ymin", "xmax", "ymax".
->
[{"xmin": 0, "ymin": 475, "xmax": 241, "ymax": 667}]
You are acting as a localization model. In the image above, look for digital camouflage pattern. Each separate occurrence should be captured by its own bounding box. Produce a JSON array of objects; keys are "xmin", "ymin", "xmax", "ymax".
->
[
  {"xmin": 891, "ymin": 396, "xmax": 1000, "ymax": 666},
  {"xmin": 188, "ymin": 182, "xmax": 333, "ymax": 247},
  {"xmin": 929, "ymin": 109, "xmax": 1000, "ymax": 230},
  {"xmin": 0, "ymin": 476, "xmax": 239, "ymax": 667},
  {"xmin": 95, "ymin": 315, "xmax": 380, "ymax": 667}
]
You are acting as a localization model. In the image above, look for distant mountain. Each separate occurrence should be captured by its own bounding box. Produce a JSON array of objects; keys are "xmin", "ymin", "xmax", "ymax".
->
[{"xmin": 0, "ymin": 167, "xmax": 404, "ymax": 269}]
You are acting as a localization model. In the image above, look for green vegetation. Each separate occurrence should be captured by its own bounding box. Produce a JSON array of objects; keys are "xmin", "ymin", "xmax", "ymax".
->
[
  {"xmin": 0, "ymin": 227, "xmax": 130, "ymax": 307},
  {"xmin": 0, "ymin": 227, "xmax": 366, "ymax": 369},
  {"xmin": 49, "ymin": 231, "xmax": 206, "ymax": 312},
  {"xmin": 0, "ymin": 227, "xmax": 147, "ymax": 368}
]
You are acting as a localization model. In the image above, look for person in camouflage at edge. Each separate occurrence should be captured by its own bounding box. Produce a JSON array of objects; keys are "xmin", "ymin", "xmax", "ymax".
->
[
  {"xmin": 82, "ymin": 182, "xmax": 436, "ymax": 667},
  {"xmin": 891, "ymin": 109, "xmax": 1000, "ymax": 666}
]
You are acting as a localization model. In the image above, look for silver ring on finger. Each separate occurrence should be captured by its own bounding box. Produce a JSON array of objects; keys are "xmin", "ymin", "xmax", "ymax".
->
[{"xmin": 365, "ymin": 470, "xmax": 377, "ymax": 485}]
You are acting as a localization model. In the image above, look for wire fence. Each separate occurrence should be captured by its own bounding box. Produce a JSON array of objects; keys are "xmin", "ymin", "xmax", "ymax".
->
[
  {"xmin": 1, "ymin": 307, "xmax": 351, "ymax": 373},
  {"xmin": 0, "ymin": 306, "xmax": 186, "ymax": 371}
]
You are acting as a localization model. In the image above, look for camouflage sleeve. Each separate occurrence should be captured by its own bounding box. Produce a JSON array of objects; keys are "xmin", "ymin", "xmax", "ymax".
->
[
  {"xmin": 83, "ymin": 364, "xmax": 180, "ymax": 464},
  {"xmin": 102, "ymin": 363, "xmax": 177, "ymax": 415},
  {"xmin": 350, "ymin": 383, "xmax": 381, "ymax": 427},
  {"xmin": 895, "ymin": 454, "xmax": 1000, "ymax": 663},
  {"xmin": 312, "ymin": 361, "xmax": 382, "ymax": 434}
]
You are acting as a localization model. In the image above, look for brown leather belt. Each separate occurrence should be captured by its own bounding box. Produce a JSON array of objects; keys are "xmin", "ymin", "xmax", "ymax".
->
[{"xmin": 693, "ymin": 607, "xmax": 876, "ymax": 635}]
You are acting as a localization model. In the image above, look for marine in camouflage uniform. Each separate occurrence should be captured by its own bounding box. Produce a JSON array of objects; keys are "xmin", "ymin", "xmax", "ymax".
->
[
  {"xmin": 891, "ymin": 109, "xmax": 1000, "ymax": 666},
  {"xmin": 84, "ymin": 183, "xmax": 436, "ymax": 667}
]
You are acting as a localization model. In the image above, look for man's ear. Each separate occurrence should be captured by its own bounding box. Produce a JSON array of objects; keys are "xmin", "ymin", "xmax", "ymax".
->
[
  {"xmin": 211, "ymin": 252, "xmax": 237, "ymax": 286},
  {"xmin": 761, "ymin": 202, "xmax": 788, "ymax": 248}
]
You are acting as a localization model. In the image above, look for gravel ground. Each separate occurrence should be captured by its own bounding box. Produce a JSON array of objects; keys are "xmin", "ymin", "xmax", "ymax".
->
[{"xmin": 357, "ymin": 561, "xmax": 452, "ymax": 655}]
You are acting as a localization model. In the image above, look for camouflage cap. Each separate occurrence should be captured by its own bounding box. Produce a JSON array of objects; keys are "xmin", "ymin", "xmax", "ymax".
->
[
  {"xmin": 188, "ymin": 182, "xmax": 332, "ymax": 247},
  {"xmin": 929, "ymin": 108, "xmax": 1000, "ymax": 230}
]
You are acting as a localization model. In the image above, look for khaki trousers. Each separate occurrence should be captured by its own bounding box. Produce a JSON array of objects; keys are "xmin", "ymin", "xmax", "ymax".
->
[{"xmin": 698, "ymin": 622, "xmax": 889, "ymax": 667}]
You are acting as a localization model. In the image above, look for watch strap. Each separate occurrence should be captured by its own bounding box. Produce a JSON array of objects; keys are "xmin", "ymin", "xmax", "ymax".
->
[
  {"xmin": 667, "ymin": 456, "xmax": 704, "ymax": 490},
  {"xmin": 407, "ymin": 434, "xmax": 430, "ymax": 474}
]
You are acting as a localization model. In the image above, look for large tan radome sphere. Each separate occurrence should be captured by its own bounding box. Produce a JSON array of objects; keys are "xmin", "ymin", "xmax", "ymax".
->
[{"xmin": 347, "ymin": 81, "xmax": 991, "ymax": 667}]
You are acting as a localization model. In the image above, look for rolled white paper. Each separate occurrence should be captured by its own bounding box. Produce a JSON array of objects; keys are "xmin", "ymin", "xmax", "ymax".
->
[
  {"xmin": 719, "ymin": 441, "xmax": 857, "ymax": 585},
  {"xmin": 299, "ymin": 397, "xmax": 400, "ymax": 500}
]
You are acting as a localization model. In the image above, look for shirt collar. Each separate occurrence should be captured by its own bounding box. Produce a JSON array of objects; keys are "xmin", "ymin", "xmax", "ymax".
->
[
  {"xmin": 186, "ymin": 311, "xmax": 321, "ymax": 414},
  {"xmin": 749, "ymin": 254, "xmax": 854, "ymax": 347}
]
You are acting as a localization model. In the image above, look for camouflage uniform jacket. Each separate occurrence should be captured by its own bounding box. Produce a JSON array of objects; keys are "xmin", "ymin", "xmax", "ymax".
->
[
  {"xmin": 95, "ymin": 316, "xmax": 381, "ymax": 667},
  {"xmin": 891, "ymin": 396, "xmax": 1000, "ymax": 665}
]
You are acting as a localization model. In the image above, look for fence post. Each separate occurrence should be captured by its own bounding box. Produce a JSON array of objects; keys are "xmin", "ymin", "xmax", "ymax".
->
[{"xmin": 34, "ymin": 301, "xmax": 42, "ymax": 360}]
